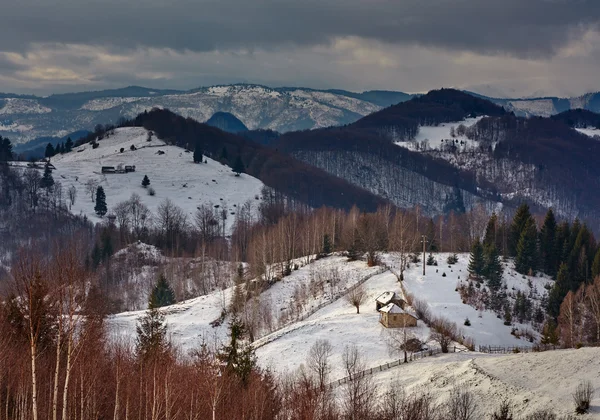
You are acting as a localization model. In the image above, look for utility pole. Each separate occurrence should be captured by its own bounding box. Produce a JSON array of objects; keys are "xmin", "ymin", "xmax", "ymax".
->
[{"xmin": 421, "ymin": 235, "xmax": 428, "ymax": 276}]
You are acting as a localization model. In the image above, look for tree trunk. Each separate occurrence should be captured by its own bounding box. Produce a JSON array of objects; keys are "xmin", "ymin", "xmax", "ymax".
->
[
  {"xmin": 30, "ymin": 340, "xmax": 38, "ymax": 420},
  {"xmin": 53, "ymin": 328, "xmax": 62, "ymax": 420}
]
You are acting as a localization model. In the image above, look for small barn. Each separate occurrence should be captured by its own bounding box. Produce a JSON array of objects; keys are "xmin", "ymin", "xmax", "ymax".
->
[
  {"xmin": 375, "ymin": 291, "xmax": 405, "ymax": 311},
  {"xmin": 379, "ymin": 303, "xmax": 417, "ymax": 328},
  {"xmin": 101, "ymin": 166, "xmax": 116, "ymax": 174}
]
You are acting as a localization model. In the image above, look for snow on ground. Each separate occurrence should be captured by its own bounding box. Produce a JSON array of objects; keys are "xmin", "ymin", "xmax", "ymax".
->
[
  {"xmin": 368, "ymin": 347, "xmax": 600, "ymax": 418},
  {"xmin": 383, "ymin": 253, "xmax": 552, "ymax": 347},
  {"xmin": 50, "ymin": 127, "xmax": 265, "ymax": 231},
  {"xmin": 506, "ymin": 99, "xmax": 557, "ymax": 117},
  {"xmin": 576, "ymin": 127, "xmax": 600, "ymax": 139},
  {"xmin": 109, "ymin": 286, "xmax": 232, "ymax": 351},
  {"xmin": 394, "ymin": 117, "xmax": 483, "ymax": 151},
  {"xmin": 255, "ymin": 270, "xmax": 430, "ymax": 381}
]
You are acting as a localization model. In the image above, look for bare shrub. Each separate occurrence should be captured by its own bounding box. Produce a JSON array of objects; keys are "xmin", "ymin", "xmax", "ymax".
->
[
  {"xmin": 430, "ymin": 317, "xmax": 457, "ymax": 353},
  {"xmin": 573, "ymin": 380, "xmax": 593, "ymax": 414},
  {"xmin": 412, "ymin": 297, "xmax": 431, "ymax": 323},
  {"xmin": 490, "ymin": 400, "xmax": 513, "ymax": 420},
  {"xmin": 446, "ymin": 387, "xmax": 477, "ymax": 420},
  {"xmin": 402, "ymin": 391, "xmax": 439, "ymax": 420},
  {"xmin": 522, "ymin": 409, "xmax": 577, "ymax": 420}
]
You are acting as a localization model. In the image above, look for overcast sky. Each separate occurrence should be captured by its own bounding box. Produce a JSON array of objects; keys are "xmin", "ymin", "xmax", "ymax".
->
[{"xmin": 1, "ymin": 0, "xmax": 599, "ymax": 97}]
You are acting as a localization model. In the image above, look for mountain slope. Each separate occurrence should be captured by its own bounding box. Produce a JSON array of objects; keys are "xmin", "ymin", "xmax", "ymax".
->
[
  {"xmin": 0, "ymin": 84, "xmax": 410, "ymax": 144},
  {"xmin": 205, "ymin": 111, "xmax": 249, "ymax": 133}
]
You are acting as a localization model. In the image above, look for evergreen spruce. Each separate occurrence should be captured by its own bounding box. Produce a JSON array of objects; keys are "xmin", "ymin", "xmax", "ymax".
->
[
  {"xmin": 149, "ymin": 274, "xmax": 176, "ymax": 308},
  {"xmin": 539, "ymin": 208, "xmax": 557, "ymax": 276},
  {"xmin": 141, "ymin": 175, "xmax": 150, "ymax": 188},
  {"xmin": 468, "ymin": 238, "xmax": 485, "ymax": 280},
  {"xmin": 94, "ymin": 186, "xmax": 107, "ymax": 217},
  {"xmin": 426, "ymin": 253, "xmax": 437, "ymax": 266},
  {"xmin": 515, "ymin": 219, "xmax": 538, "ymax": 275},
  {"xmin": 232, "ymin": 155, "xmax": 245, "ymax": 176},
  {"xmin": 547, "ymin": 263, "xmax": 571, "ymax": 319},
  {"xmin": 425, "ymin": 219, "xmax": 437, "ymax": 251},
  {"xmin": 65, "ymin": 137, "xmax": 73, "ymax": 152},
  {"xmin": 509, "ymin": 203, "xmax": 532, "ymax": 256},
  {"xmin": 135, "ymin": 305, "xmax": 169, "ymax": 361},
  {"xmin": 592, "ymin": 248, "xmax": 600, "ymax": 280},
  {"xmin": 483, "ymin": 212, "xmax": 499, "ymax": 249},
  {"xmin": 45, "ymin": 143, "xmax": 55, "ymax": 158},
  {"xmin": 484, "ymin": 245, "xmax": 503, "ymax": 291},
  {"xmin": 193, "ymin": 144, "xmax": 203, "ymax": 163},
  {"xmin": 219, "ymin": 315, "xmax": 256, "ymax": 385},
  {"xmin": 220, "ymin": 147, "xmax": 229, "ymax": 162},
  {"xmin": 0, "ymin": 136, "xmax": 13, "ymax": 161},
  {"xmin": 322, "ymin": 233, "xmax": 332, "ymax": 255},
  {"xmin": 40, "ymin": 164, "xmax": 55, "ymax": 190}
]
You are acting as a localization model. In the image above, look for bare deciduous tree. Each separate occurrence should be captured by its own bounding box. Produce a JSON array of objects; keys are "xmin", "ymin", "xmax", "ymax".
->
[
  {"xmin": 67, "ymin": 185, "xmax": 77, "ymax": 208},
  {"xmin": 85, "ymin": 178, "xmax": 99, "ymax": 202},
  {"xmin": 341, "ymin": 345, "xmax": 377, "ymax": 420},
  {"xmin": 345, "ymin": 284, "xmax": 367, "ymax": 314},
  {"xmin": 446, "ymin": 387, "xmax": 477, "ymax": 420},
  {"xmin": 307, "ymin": 339, "xmax": 333, "ymax": 390}
]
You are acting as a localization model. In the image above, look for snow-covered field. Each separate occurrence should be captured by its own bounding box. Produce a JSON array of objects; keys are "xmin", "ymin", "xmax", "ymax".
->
[
  {"xmin": 368, "ymin": 347, "xmax": 600, "ymax": 417},
  {"xmin": 394, "ymin": 117, "xmax": 483, "ymax": 151},
  {"xmin": 49, "ymin": 127, "xmax": 265, "ymax": 231},
  {"xmin": 576, "ymin": 127, "xmax": 600, "ymax": 139}
]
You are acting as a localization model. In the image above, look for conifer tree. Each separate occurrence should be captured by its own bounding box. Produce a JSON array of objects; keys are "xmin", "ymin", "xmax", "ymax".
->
[
  {"xmin": 45, "ymin": 143, "xmax": 55, "ymax": 158},
  {"xmin": 64, "ymin": 137, "xmax": 73, "ymax": 152},
  {"xmin": 547, "ymin": 263, "xmax": 571, "ymax": 319},
  {"xmin": 515, "ymin": 219, "xmax": 538, "ymax": 275},
  {"xmin": 220, "ymin": 146, "xmax": 228, "ymax": 162},
  {"xmin": 592, "ymin": 248, "xmax": 600, "ymax": 280},
  {"xmin": 193, "ymin": 144, "xmax": 203, "ymax": 163},
  {"xmin": 135, "ymin": 304, "xmax": 169, "ymax": 361},
  {"xmin": 149, "ymin": 274, "xmax": 176, "ymax": 308},
  {"xmin": 468, "ymin": 238, "xmax": 485, "ymax": 280},
  {"xmin": 509, "ymin": 203, "xmax": 533, "ymax": 256},
  {"xmin": 322, "ymin": 233, "xmax": 332, "ymax": 255},
  {"xmin": 484, "ymin": 245, "xmax": 503, "ymax": 291},
  {"xmin": 483, "ymin": 212, "xmax": 499, "ymax": 249},
  {"xmin": 426, "ymin": 219, "xmax": 437, "ymax": 251},
  {"xmin": 141, "ymin": 175, "xmax": 150, "ymax": 188},
  {"xmin": 219, "ymin": 315, "xmax": 256, "ymax": 385},
  {"xmin": 94, "ymin": 186, "xmax": 107, "ymax": 217},
  {"xmin": 0, "ymin": 136, "xmax": 13, "ymax": 161},
  {"xmin": 40, "ymin": 164, "xmax": 55, "ymax": 190},
  {"xmin": 232, "ymin": 155, "xmax": 245, "ymax": 176},
  {"xmin": 539, "ymin": 208, "xmax": 557, "ymax": 276}
]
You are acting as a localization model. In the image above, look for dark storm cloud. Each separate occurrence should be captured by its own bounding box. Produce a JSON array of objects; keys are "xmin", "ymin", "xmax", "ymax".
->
[{"xmin": 1, "ymin": 0, "xmax": 599, "ymax": 57}]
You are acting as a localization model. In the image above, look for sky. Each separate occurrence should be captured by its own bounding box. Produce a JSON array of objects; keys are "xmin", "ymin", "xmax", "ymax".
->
[{"xmin": 1, "ymin": 0, "xmax": 600, "ymax": 97}]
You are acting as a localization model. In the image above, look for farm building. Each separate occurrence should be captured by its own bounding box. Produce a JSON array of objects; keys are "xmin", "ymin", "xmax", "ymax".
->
[
  {"xmin": 375, "ymin": 291, "xmax": 405, "ymax": 311},
  {"xmin": 379, "ymin": 303, "xmax": 417, "ymax": 328},
  {"xmin": 101, "ymin": 166, "xmax": 116, "ymax": 174}
]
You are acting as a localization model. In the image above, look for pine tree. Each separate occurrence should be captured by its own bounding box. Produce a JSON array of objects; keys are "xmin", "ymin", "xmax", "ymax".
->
[
  {"xmin": 40, "ymin": 164, "xmax": 55, "ymax": 190},
  {"xmin": 220, "ymin": 146, "xmax": 229, "ymax": 162},
  {"xmin": 426, "ymin": 219, "xmax": 437, "ymax": 251},
  {"xmin": 135, "ymin": 306, "xmax": 169, "ymax": 361},
  {"xmin": 322, "ymin": 233, "xmax": 332, "ymax": 255},
  {"xmin": 592, "ymin": 248, "xmax": 600, "ymax": 280},
  {"xmin": 65, "ymin": 137, "xmax": 73, "ymax": 152},
  {"xmin": 141, "ymin": 175, "xmax": 150, "ymax": 188},
  {"xmin": 232, "ymin": 155, "xmax": 245, "ymax": 176},
  {"xmin": 426, "ymin": 253, "xmax": 437, "ymax": 266},
  {"xmin": 149, "ymin": 274, "xmax": 176, "ymax": 308},
  {"xmin": 547, "ymin": 263, "xmax": 571, "ymax": 319},
  {"xmin": 540, "ymin": 320, "xmax": 559, "ymax": 347},
  {"xmin": 468, "ymin": 238, "xmax": 485, "ymax": 280},
  {"xmin": 45, "ymin": 143, "xmax": 55, "ymax": 158},
  {"xmin": 0, "ymin": 136, "xmax": 14, "ymax": 161},
  {"xmin": 539, "ymin": 208, "xmax": 557, "ymax": 276},
  {"xmin": 193, "ymin": 144, "xmax": 203, "ymax": 163},
  {"xmin": 218, "ymin": 315, "xmax": 256, "ymax": 385},
  {"xmin": 515, "ymin": 219, "xmax": 538, "ymax": 275},
  {"xmin": 484, "ymin": 245, "xmax": 503, "ymax": 291},
  {"xmin": 94, "ymin": 186, "xmax": 107, "ymax": 217},
  {"xmin": 483, "ymin": 212, "xmax": 499, "ymax": 249},
  {"xmin": 509, "ymin": 204, "xmax": 532, "ymax": 257}
]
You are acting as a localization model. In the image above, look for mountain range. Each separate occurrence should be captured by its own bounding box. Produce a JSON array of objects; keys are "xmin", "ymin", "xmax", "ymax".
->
[{"xmin": 5, "ymin": 83, "xmax": 600, "ymax": 150}]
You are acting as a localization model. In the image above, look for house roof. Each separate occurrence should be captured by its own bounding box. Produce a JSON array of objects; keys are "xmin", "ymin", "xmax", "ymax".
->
[
  {"xmin": 379, "ymin": 303, "xmax": 418, "ymax": 319},
  {"xmin": 376, "ymin": 291, "xmax": 398, "ymax": 305}
]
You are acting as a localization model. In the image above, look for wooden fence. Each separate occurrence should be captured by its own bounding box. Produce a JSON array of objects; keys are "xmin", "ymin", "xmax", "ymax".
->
[{"xmin": 252, "ymin": 267, "xmax": 387, "ymax": 349}]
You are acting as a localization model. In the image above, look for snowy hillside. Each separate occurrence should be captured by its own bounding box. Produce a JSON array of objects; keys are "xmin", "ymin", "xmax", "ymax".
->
[
  {"xmin": 50, "ymin": 127, "xmax": 265, "ymax": 230},
  {"xmin": 109, "ymin": 252, "xmax": 552, "ymax": 382},
  {"xmin": 368, "ymin": 348, "xmax": 600, "ymax": 418},
  {"xmin": 1, "ymin": 85, "xmax": 383, "ymax": 144}
]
